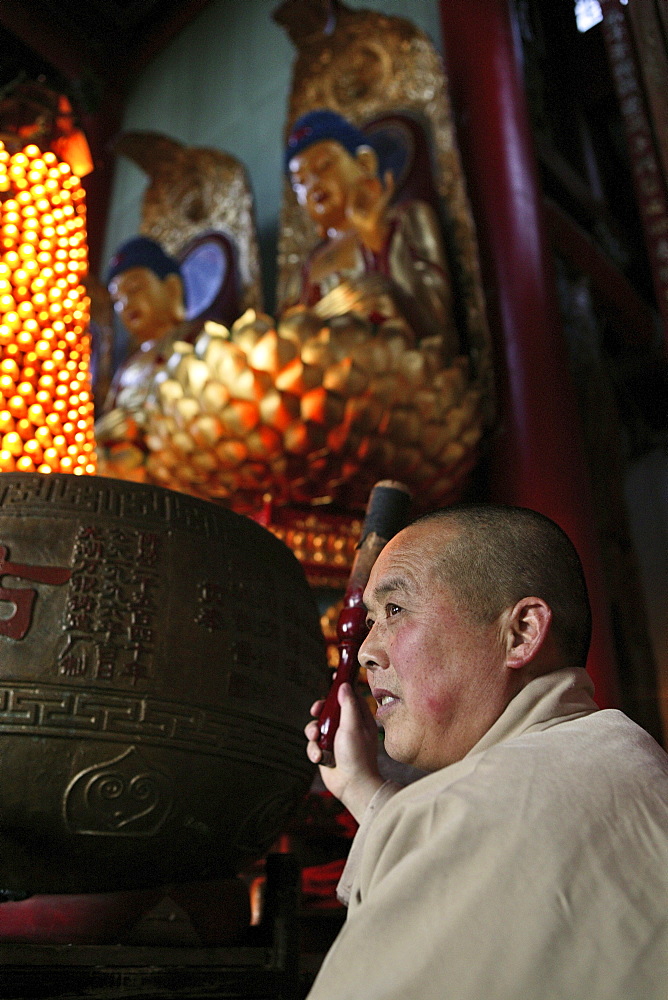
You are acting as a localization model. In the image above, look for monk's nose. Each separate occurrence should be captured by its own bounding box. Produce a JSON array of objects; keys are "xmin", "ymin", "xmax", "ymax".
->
[{"xmin": 358, "ymin": 626, "xmax": 387, "ymax": 672}]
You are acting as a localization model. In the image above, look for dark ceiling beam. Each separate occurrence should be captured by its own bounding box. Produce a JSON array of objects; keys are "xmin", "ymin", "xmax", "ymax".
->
[
  {"xmin": 0, "ymin": 0, "xmax": 214, "ymax": 275},
  {"xmin": 0, "ymin": 0, "xmax": 119, "ymax": 275},
  {"xmin": 0, "ymin": 0, "xmax": 214, "ymax": 89},
  {"xmin": 0, "ymin": 0, "xmax": 108, "ymax": 82},
  {"xmin": 123, "ymin": 0, "xmax": 214, "ymax": 84}
]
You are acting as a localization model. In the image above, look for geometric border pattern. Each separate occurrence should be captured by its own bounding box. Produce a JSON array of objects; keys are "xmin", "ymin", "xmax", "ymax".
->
[{"xmin": 0, "ymin": 683, "xmax": 310, "ymax": 778}]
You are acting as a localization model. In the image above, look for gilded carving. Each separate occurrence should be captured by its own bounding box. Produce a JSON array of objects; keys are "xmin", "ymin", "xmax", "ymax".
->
[
  {"xmin": 274, "ymin": 0, "xmax": 493, "ymax": 412},
  {"xmin": 97, "ymin": 6, "xmax": 495, "ymax": 528},
  {"xmin": 142, "ymin": 311, "xmax": 485, "ymax": 513},
  {"xmin": 96, "ymin": 2, "xmax": 490, "ymax": 517},
  {"xmin": 114, "ymin": 131, "xmax": 264, "ymax": 315}
]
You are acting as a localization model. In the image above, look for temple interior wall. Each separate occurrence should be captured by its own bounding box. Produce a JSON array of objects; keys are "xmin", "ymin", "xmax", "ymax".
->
[{"xmin": 101, "ymin": 0, "xmax": 443, "ymax": 313}]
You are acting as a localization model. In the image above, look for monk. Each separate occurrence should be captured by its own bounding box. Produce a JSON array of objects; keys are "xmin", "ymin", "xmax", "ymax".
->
[{"xmin": 305, "ymin": 504, "xmax": 668, "ymax": 1000}]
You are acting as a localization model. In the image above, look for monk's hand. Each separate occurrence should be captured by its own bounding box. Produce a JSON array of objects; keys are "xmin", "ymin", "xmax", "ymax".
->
[{"xmin": 304, "ymin": 682, "xmax": 383, "ymax": 822}]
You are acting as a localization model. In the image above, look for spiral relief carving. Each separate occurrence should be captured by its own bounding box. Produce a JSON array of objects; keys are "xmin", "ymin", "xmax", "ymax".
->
[{"xmin": 64, "ymin": 746, "xmax": 173, "ymax": 836}]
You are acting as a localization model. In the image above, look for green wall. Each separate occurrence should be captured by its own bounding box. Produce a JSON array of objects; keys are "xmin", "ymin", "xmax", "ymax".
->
[{"xmin": 101, "ymin": 0, "xmax": 444, "ymax": 312}]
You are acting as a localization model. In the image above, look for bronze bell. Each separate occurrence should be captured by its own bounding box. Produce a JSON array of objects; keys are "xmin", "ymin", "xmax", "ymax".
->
[{"xmin": 0, "ymin": 472, "xmax": 327, "ymax": 896}]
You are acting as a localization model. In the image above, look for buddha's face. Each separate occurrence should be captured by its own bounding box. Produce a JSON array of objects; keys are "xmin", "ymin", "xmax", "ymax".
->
[
  {"xmin": 109, "ymin": 267, "xmax": 183, "ymax": 345},
  {"xmin": 289, "ymin": 140, "xmax": 367, "ymax": 236}
]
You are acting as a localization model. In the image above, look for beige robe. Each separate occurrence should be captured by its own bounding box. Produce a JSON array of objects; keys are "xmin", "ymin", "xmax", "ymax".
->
[{"xmin": 307, "ymin": 668, "xmax": 668, "ymax": 1000}]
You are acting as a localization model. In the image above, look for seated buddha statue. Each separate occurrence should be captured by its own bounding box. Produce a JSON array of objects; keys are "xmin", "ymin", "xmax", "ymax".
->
[
  {"xmin": 95, "ymin": 236, "xmax": 196, "ymax": 477},
  {"xmin": 284, "ymin": 109, "xmax": 460, "ymax": 363}
]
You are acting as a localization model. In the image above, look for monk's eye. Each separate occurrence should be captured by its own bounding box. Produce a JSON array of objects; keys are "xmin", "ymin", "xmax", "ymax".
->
[
  {"xmin": 365, "ymin": 616, "xmax": 375, "ymax": 631},
  {"xmin": 386, "ymin": 603, "xmax": 402, "ymax": 618}
]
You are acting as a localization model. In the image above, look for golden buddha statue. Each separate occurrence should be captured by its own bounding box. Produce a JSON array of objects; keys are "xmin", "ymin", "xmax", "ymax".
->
[
  {"xmin": 113, "ymin": 131, "xmax": 264, "ymax": 320},
  {"xmin": 95, "ymin": 236, "xmax": 195, "ymax": 479},
  {"xmin": 99, "ymin": 5, "xmax": 494, "ymax": 524},
  {"xmin": 274, "ymin": 0, "xmax": 493, "ymax": 400},
  {"xmin": 284, "ymin": 109, "xmax": 459, "ymax": 362},
  {"xmin": 136, "ymin": 103, "xmax": 489, "ymax": 515}
]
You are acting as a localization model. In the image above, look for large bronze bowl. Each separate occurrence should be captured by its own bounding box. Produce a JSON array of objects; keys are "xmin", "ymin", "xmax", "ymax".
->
[{"xmin": 0, "ymin": 473, "xmax": 327, "ymax": 895}]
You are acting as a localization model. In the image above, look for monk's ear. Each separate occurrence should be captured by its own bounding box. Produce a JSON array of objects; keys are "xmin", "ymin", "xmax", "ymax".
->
[
  {"xmin": 355, "ymin": 145, "xmax": 379, "ymax": 179},
  {"xmin": 503, "ymin": 597, "xmax": 552, "ymax": 670}
]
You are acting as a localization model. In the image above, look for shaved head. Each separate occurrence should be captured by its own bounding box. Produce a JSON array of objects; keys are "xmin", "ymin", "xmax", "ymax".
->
[{"xmin": 411, "ymin": 504, "xmax": 592, "ymax": 670}]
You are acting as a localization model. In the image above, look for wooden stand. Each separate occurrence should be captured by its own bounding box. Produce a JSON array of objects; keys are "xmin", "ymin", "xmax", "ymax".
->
[
  {"xmin": 0, "ymin": 855, "xmax": 303, "ymax": 1000},
  {"xmin": 0, "ymin": 942, "xmax": 295, "ymax": 1000}
]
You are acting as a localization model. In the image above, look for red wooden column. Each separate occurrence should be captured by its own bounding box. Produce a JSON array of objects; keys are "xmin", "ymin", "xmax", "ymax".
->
[{"xmin": 438, "ymin": 0, "xmax": 620, "ymax": 707}]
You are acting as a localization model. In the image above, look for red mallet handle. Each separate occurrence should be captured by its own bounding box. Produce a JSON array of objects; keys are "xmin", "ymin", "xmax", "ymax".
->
[{"xmin": 317, "ymin": 480, "xmax": 412, "ymax": 767}]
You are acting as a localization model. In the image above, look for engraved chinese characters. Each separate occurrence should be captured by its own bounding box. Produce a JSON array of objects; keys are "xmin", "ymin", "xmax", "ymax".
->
[
  {"xmin": 0, "ymin": 472, "xmax": 327, "ymax": 895},
  {"xmin": 57, "ymin": 525, "xmax": 163, "ymax": 684}
]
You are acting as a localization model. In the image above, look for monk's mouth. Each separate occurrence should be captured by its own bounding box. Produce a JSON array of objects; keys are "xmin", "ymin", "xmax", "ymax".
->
[{"xmin": 374, "ymin": 693, "xmax": 400, "ymax": 719}]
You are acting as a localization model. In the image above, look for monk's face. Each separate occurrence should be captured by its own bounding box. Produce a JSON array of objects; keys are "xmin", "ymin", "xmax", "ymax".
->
[
  {"xmin": 360, "ymin": 521, "xmax": 513, "ymax": 771},
  {"xmin": 109, "ymin": 267, "xmax": 182, "ymax": 344},
  {"xmin": 289, "ymin": 140, "xmax": 366, "ymax": 236}
]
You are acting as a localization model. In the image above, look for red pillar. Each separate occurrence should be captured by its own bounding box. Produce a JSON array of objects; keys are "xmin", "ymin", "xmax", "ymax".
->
[{"xmin": 439, "ymin": 0, "xmax": 620, "ymax": 708}]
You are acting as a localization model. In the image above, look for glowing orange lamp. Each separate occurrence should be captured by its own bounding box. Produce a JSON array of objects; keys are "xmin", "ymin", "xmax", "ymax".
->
[{"xmin": 0, "ymin": 141, "xmax": 96, "ymax": 476}]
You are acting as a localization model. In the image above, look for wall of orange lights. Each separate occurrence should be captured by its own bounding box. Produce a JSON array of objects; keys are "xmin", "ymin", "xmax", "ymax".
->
[{"xmin": 0, "ymin": 141, "xmax": 96, "ymax": 476}]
